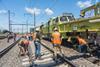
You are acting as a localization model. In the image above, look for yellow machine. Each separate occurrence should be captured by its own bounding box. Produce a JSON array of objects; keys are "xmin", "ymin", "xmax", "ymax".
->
[{"xmin": 40, "ymin": 2, "xmax": 100, "ymax": 39}]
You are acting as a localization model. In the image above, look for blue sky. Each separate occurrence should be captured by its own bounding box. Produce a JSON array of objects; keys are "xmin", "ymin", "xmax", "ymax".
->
[{"xmin": 0, "ymin": 0, "xmax": 99, "ymax": 32}]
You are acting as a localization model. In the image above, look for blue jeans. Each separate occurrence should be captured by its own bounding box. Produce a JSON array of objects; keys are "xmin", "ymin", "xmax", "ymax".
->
[
  {"xmin": 78, "ymin": 45, "xmax": 87, "ymax": 53},
  {"xmin": 29, "ymin": 36, "xmax": 33, "ymax": 41},
  {"xmin": 34, "ymin": 41, "xmax": 41, "ymax": 58}
]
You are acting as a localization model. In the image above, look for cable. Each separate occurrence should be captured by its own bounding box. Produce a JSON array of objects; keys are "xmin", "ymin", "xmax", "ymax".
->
[{"xmin": 25, "ymin": 0, "xmax": 58, "ymax": 26}]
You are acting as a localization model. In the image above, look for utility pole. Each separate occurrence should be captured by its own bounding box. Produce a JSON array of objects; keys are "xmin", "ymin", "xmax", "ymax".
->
[
  {"xmin": 26, "ymin": 21, "xmax": 28, "ymax": 33},
  {"xmin": 34, "ymin": 13, "xmax": 36, "ymax": 31},
  {"xmin": 22, "ymin": 25, "xmax": 23, "ymax": 34},
  {"xmin": 8, "ymin": 10, "xmax": 11, "ymax": 32},
  {"xmin": 8, "ymin": 10, "xmax": 15, "ymax": 32}
]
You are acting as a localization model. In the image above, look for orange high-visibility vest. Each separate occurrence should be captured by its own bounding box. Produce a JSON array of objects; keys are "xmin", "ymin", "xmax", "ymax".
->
[
  {"xmin": 78, "ymin": 38, "xmax": 87, "ymax": 45},
  {"xmin": 52, "ymin": 32, "xmax": 61, "ymax": 44}
]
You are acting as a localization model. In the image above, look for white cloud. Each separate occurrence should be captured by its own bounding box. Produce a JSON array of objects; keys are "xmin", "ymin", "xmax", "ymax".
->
[
  {"xmin": 45, "ymin": 8, "xmax": 54, "ymax": 15},
  {"xmin": 77, "ymin": 0, "xmax": 92, "ymax": 8},
  {"xmin": 0, "ymin": 10, "xmax": 7, "ymax": 14},
  {"xmin": 25, "ymin": 7, "xmax": 41, "ymax": 15}
]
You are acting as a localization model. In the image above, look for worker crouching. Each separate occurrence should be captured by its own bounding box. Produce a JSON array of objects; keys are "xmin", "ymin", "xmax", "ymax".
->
[
  {"xmin": 77, "ymin": 35, "xmax": 88, "ymax": 53},
  {"xmin": 23, "ymin": 38, "xmax": 29, "ymax": 55},
  {"xmin": 18, "ymin": 38, "xmax": 25, "ymax": 56}
]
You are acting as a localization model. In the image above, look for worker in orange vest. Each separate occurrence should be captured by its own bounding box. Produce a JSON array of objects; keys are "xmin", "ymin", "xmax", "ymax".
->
[
  {"xmin": 77, "ymin": 35, "xmax": 88, "ymax": 53},
  {"xmin": 51, "ymin": 27, "xmax": 64, "ymax": 60}
]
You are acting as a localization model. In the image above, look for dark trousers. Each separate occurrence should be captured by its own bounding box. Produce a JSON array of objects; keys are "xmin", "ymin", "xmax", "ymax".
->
[
  {"xmin": 7, "ymin": 38, "xmax": 10, "ymax": 43},
  {"xmin": 78, "ymin": 45, "xmax": 87, "ymax": 53},
  {"xmin": 29, "ymin": 36, "xmax": 33, "ymax": 41}
]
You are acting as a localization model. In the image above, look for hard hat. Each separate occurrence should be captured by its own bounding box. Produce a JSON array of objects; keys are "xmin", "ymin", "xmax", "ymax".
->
[
  {"xmin": 35, "ymin": 28, "xmax": 40, "ymax": 31},
  {"xmin": 54, "ymin": 28, "xmax": 58, "ymax": 31}
]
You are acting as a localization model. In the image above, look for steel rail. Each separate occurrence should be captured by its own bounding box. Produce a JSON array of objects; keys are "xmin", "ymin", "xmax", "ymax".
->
[
  {"xmin": 0, "ymin": 36, "xmax": 7, "ymax": 39},
  {"xmin": 41, "ymin": 42, "xmax": 77, "ymax": 67},
  {"xmin": 0, "ymin": 38, "xmax": 21, "ymax": 58}
]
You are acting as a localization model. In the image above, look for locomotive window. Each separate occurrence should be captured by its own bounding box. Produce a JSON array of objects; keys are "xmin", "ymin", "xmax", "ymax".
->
[
  {"xmin": 48, "ymin": 21, "xmax": 50, "ymax": 25},
  {"xmin": 97, "ymin": 7, "xmax": 100, "ymax": 15},
  {"xmin": 60, "ymin": 16, "xmax": 67, "ymax": 22},
  {"xmin": 55, "ymin": 17, "xmax": 59, "ymax": 22},
  {"xmin": 67, "ymin": 16, "xmax": 74, "ymax": 21},
  {"xmin": 53, "ymin": 19, "xmax": 56, "ymax": 24}
]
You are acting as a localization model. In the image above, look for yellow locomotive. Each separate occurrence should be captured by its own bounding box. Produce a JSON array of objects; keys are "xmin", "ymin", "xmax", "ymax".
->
[{"xmin": 40, "ymin": 2, "xmax": 100, "ymax": 39}]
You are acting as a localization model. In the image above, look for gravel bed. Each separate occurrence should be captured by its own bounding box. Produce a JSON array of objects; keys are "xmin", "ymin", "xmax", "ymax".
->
[
  {"xmin": 0, "ymin": 44, "xmax": 22, "ymax": 67},
  {"xmin": 0, "ymin": 38, "xmax": 14, "ymax": 52},
  {"xmin": 41, "ymin": 40, "xmax": 99, "ymax": 67}
]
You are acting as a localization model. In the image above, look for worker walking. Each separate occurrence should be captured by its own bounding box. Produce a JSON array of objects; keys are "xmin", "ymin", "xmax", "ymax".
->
[
  {"xmin": 13, "ymin": 33, "xmax": 16, "ymax": 42},
  {"xmin": 29, "ymin": 33, "xmax": 33, "ymax": 41},
  {"xmin": 33, "ymin": 28, "xmax": 42, "ymax": 60},
  {"xmin": 51, "ymin": 28, "xmax": 64, "ymax": 61},
  {"xmin": 7, "ymin": 32, "xmax": 11, "ymax": 43}
]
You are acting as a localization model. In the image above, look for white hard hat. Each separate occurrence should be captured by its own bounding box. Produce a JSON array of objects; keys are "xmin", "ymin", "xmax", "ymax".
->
[
  {"xmin": 54, "ymin": 28, "xmax": 58, "ymax": 31},
  {"xmin": 35, "ymin": 28, "xmax": 40, "ymax": 31}
]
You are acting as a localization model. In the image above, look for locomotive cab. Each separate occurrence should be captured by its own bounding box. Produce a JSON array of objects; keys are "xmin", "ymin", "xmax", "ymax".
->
[{"xmin": 58, "ymin": 13, "xmax": 75, "ymax": 24}]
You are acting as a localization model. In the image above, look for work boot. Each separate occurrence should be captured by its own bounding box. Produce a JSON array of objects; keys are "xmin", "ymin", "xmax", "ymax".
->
[
  {"xmin": 37, "ymin": 56, "xmax": 42, "ymax": 60},
  {"xmin": 61, "ymin": 53, "xmax": 65, "ymax": 58}
]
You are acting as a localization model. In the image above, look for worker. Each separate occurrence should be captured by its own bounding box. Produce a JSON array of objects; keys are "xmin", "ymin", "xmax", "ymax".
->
[
  {"xmin": 67, "ymin": 36, "xmax": 73, "ymax": 48},
  {"xmin": 85, "ymin": 29, "xmax": 90, "ymax": 39},
  {"xmin": 28, "ymin": 33, "xmax": 31, "ymax": 40},
  {"xmin": 26, "ymin": 34, "xmax": 29, "ymax": 40},
  {"xmin": 18, "ymin": 37, "xmax": 25, "ymax": 56},
  {"xmin": 51, "ymin": 27, "xmax": 64, "ymax": 60},
  {"xmin": 29, "ymin": 33, "xmax": 33, "ymax": 41},
  {"xmin": 13, "ymin": 33, "xmax": 16, "ymax": 42},
  {"xmin": 77, "ymin": 35, "xmax": 88, "ymax": 53},
  {"xmin": 7, "ymin": 32, "xmax": 11, "ymax": 43},
  {"xmin": 33, "ymin": 28, "xmax": 42, "ymax": 60},
  {"xmin": 23, "ymin": 38, "xmax": 29, "ymax": 55},
  {"xmin": 32, "ymin": 32, "xmax": 34, "ymax": 41}
]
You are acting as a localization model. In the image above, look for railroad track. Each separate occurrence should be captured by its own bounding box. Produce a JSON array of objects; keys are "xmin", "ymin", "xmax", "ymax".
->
[
  {"xmin": 85, "ymin": 56, "xmax": 100, "ymax": 66},
  {"xmin": 16, "ymin": 39, "xmax": 99, "ymax": 67},
  {"xmin": 0, "ymin": 34, "xmax": 8, "ymax": 39},
  {"xmin": 43, "ymin": 38, "xmax": 100, "ymax": 65},
  {"xmin": 0, "ymin": 38, "xmax": 14, "ymax": 52},
  {"xmin": 0, "ymin": 36, "xmax": 7, "ymax": 39},
  {"xmin": 21, "ymin": 41, "xmax": 76, "ymax": 67},
  {"xmin": 0, "ymin": 38, "xmax": 21, "ymax": 58},
  {"xmin": 40, "ymin": 42, "xmax": 77, "ymax": 67},
  {"xmin": 41, "ymin": 40, "xmax": 99, "ymax": 67}
]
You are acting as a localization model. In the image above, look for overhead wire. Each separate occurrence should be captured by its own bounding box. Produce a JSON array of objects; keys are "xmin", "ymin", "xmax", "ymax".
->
[{"xmin": 25, "ymin": 0, "xmax": 58, "ymax": 26}]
